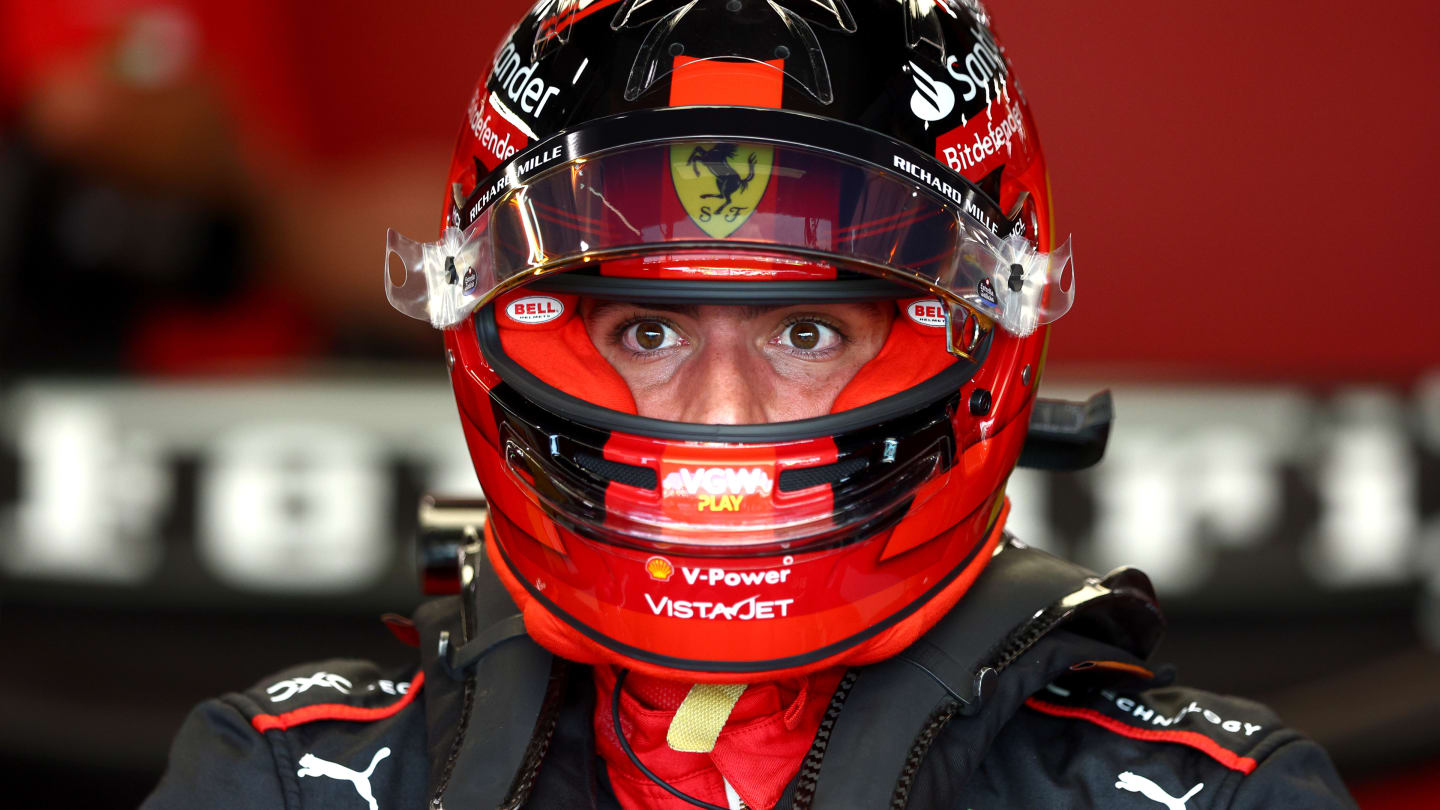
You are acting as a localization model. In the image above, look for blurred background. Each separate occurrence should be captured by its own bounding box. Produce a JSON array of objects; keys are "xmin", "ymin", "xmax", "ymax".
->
[{"xmin": 1, "ymin": 0, "xmax": 1437, "ymax": 807}]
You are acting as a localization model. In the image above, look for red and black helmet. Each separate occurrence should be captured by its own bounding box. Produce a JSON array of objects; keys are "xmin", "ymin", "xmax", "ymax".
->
[{"xmin": 386, "ymin": 0, "xmax": 1075, "ymax": 682}]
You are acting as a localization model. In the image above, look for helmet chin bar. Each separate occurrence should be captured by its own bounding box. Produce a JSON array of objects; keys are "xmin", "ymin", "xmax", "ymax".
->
[{"xmin": 414, "ymin": 393, "xmax": 1115, "ymax": 595}]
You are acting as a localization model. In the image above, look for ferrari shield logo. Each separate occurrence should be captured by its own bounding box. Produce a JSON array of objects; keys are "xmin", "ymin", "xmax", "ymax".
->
[{"xmin": 670, "ymin": 142, "xmax": 773, "ymax": 238}]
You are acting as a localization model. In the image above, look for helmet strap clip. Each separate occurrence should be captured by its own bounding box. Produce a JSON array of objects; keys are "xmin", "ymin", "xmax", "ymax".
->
[{"xmin": 943, "ymin": 300, "xmax": 986, "ymax": 360}]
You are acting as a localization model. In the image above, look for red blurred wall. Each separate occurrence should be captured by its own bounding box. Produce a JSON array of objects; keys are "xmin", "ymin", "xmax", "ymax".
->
[
  {"xmin": 992, "ymin": 1, "xmax": 1440, "ymax": 384},
  {"xmin": 6, "ymin": 0, "xmax": 1436, "ymax": 382}
]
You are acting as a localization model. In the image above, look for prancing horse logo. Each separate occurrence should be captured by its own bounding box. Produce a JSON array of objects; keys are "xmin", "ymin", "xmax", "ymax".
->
[
  {"xmin": 670, "ymin": 141, "xmax": 773, "ymax": 238},
  {"xmin": 688, "ymin": 144, "xmax": 755, "ymax": 212}
]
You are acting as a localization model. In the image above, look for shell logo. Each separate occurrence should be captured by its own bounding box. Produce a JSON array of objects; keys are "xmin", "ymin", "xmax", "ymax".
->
[{"xmin": 645, "ymin": 556, "xmax": 674, "ymax": 582}]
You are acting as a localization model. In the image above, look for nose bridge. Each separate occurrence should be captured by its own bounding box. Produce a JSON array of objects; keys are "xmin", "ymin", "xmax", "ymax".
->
[{"xmin": 678, "ymin": 334, "xmax": 770, "ymax": 425}]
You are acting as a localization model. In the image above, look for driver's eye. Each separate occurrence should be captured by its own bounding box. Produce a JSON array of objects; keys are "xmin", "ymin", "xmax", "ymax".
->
[
  {"xmin": 776, "ymin": 320, "xmax": 841, "ymax": 353},
  {"xmin": 624, "ymin": 320, "xmax": 681, "ymax": 352},
  {"xmin": 635, "ymin": 321, "xmax": 665, "ymax": 350},
  {"xmin": 789, "ymin": 322, "xmax": 820, "ymax": 350}
]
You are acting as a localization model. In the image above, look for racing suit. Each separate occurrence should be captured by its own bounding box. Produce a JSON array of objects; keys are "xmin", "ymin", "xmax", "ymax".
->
[{"xmin": 142, "ymin": 539, "xmax": 1357, "ymax": 809}]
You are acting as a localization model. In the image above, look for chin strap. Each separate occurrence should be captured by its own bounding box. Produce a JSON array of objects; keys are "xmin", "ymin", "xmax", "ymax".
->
[{"xmin": 667, "ymin": 683, "xmax": 749, "ymax": 753}]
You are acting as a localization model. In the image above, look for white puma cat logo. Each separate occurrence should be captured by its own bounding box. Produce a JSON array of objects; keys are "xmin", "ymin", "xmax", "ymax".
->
[
  {"xmin": 1115, "ymin": 771, "xmax": 1204, "ymax": 809},
  {"xmin": 296, "ymin": 747, "xmax": 391, "ymax": 810}
]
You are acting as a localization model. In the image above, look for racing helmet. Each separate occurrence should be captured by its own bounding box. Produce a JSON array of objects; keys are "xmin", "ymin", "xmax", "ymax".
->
[{"xmin": 385, "ymin": 0, "xmax": 1073, "ymax": 682}]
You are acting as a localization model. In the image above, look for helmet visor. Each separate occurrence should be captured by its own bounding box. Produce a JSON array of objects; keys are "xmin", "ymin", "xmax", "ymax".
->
[{"xmin": 386, "ymin": 119, "xmax": 1073, "ymax": 340}]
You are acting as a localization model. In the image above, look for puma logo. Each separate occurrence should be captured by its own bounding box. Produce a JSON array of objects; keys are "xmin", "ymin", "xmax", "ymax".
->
[
  {"xmin": 297, "ymin": 747, "xmax": 391, "ymax": 810},
  {"xmin": 1115, "ymin": 771, "xmax": 1204, "ymax": 809}
]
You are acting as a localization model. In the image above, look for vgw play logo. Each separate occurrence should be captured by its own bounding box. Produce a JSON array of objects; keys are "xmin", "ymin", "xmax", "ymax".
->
[{"xmin": 662, "ymin": 466, "xmax": 773, "ymax": 512}]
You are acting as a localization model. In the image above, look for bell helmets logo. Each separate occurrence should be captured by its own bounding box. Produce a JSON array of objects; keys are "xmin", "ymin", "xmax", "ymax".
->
[
  {"xmin": 670, "ymin": 142, "xmax": 774, "ymax": 238},
  {"xmin": 906, "ymin": 299, "xmax": 948, "ymax": 328},
  {"xmin": 505, "ymin": 295, "xmax": 564, "ymax": 324},
  {"xmin": 645, "ymin": 556, "xmax": 674, "ymax": 582},
  {"xmin": 908, "ymin": 61, "xmax": 955, "ymax": 122}
]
